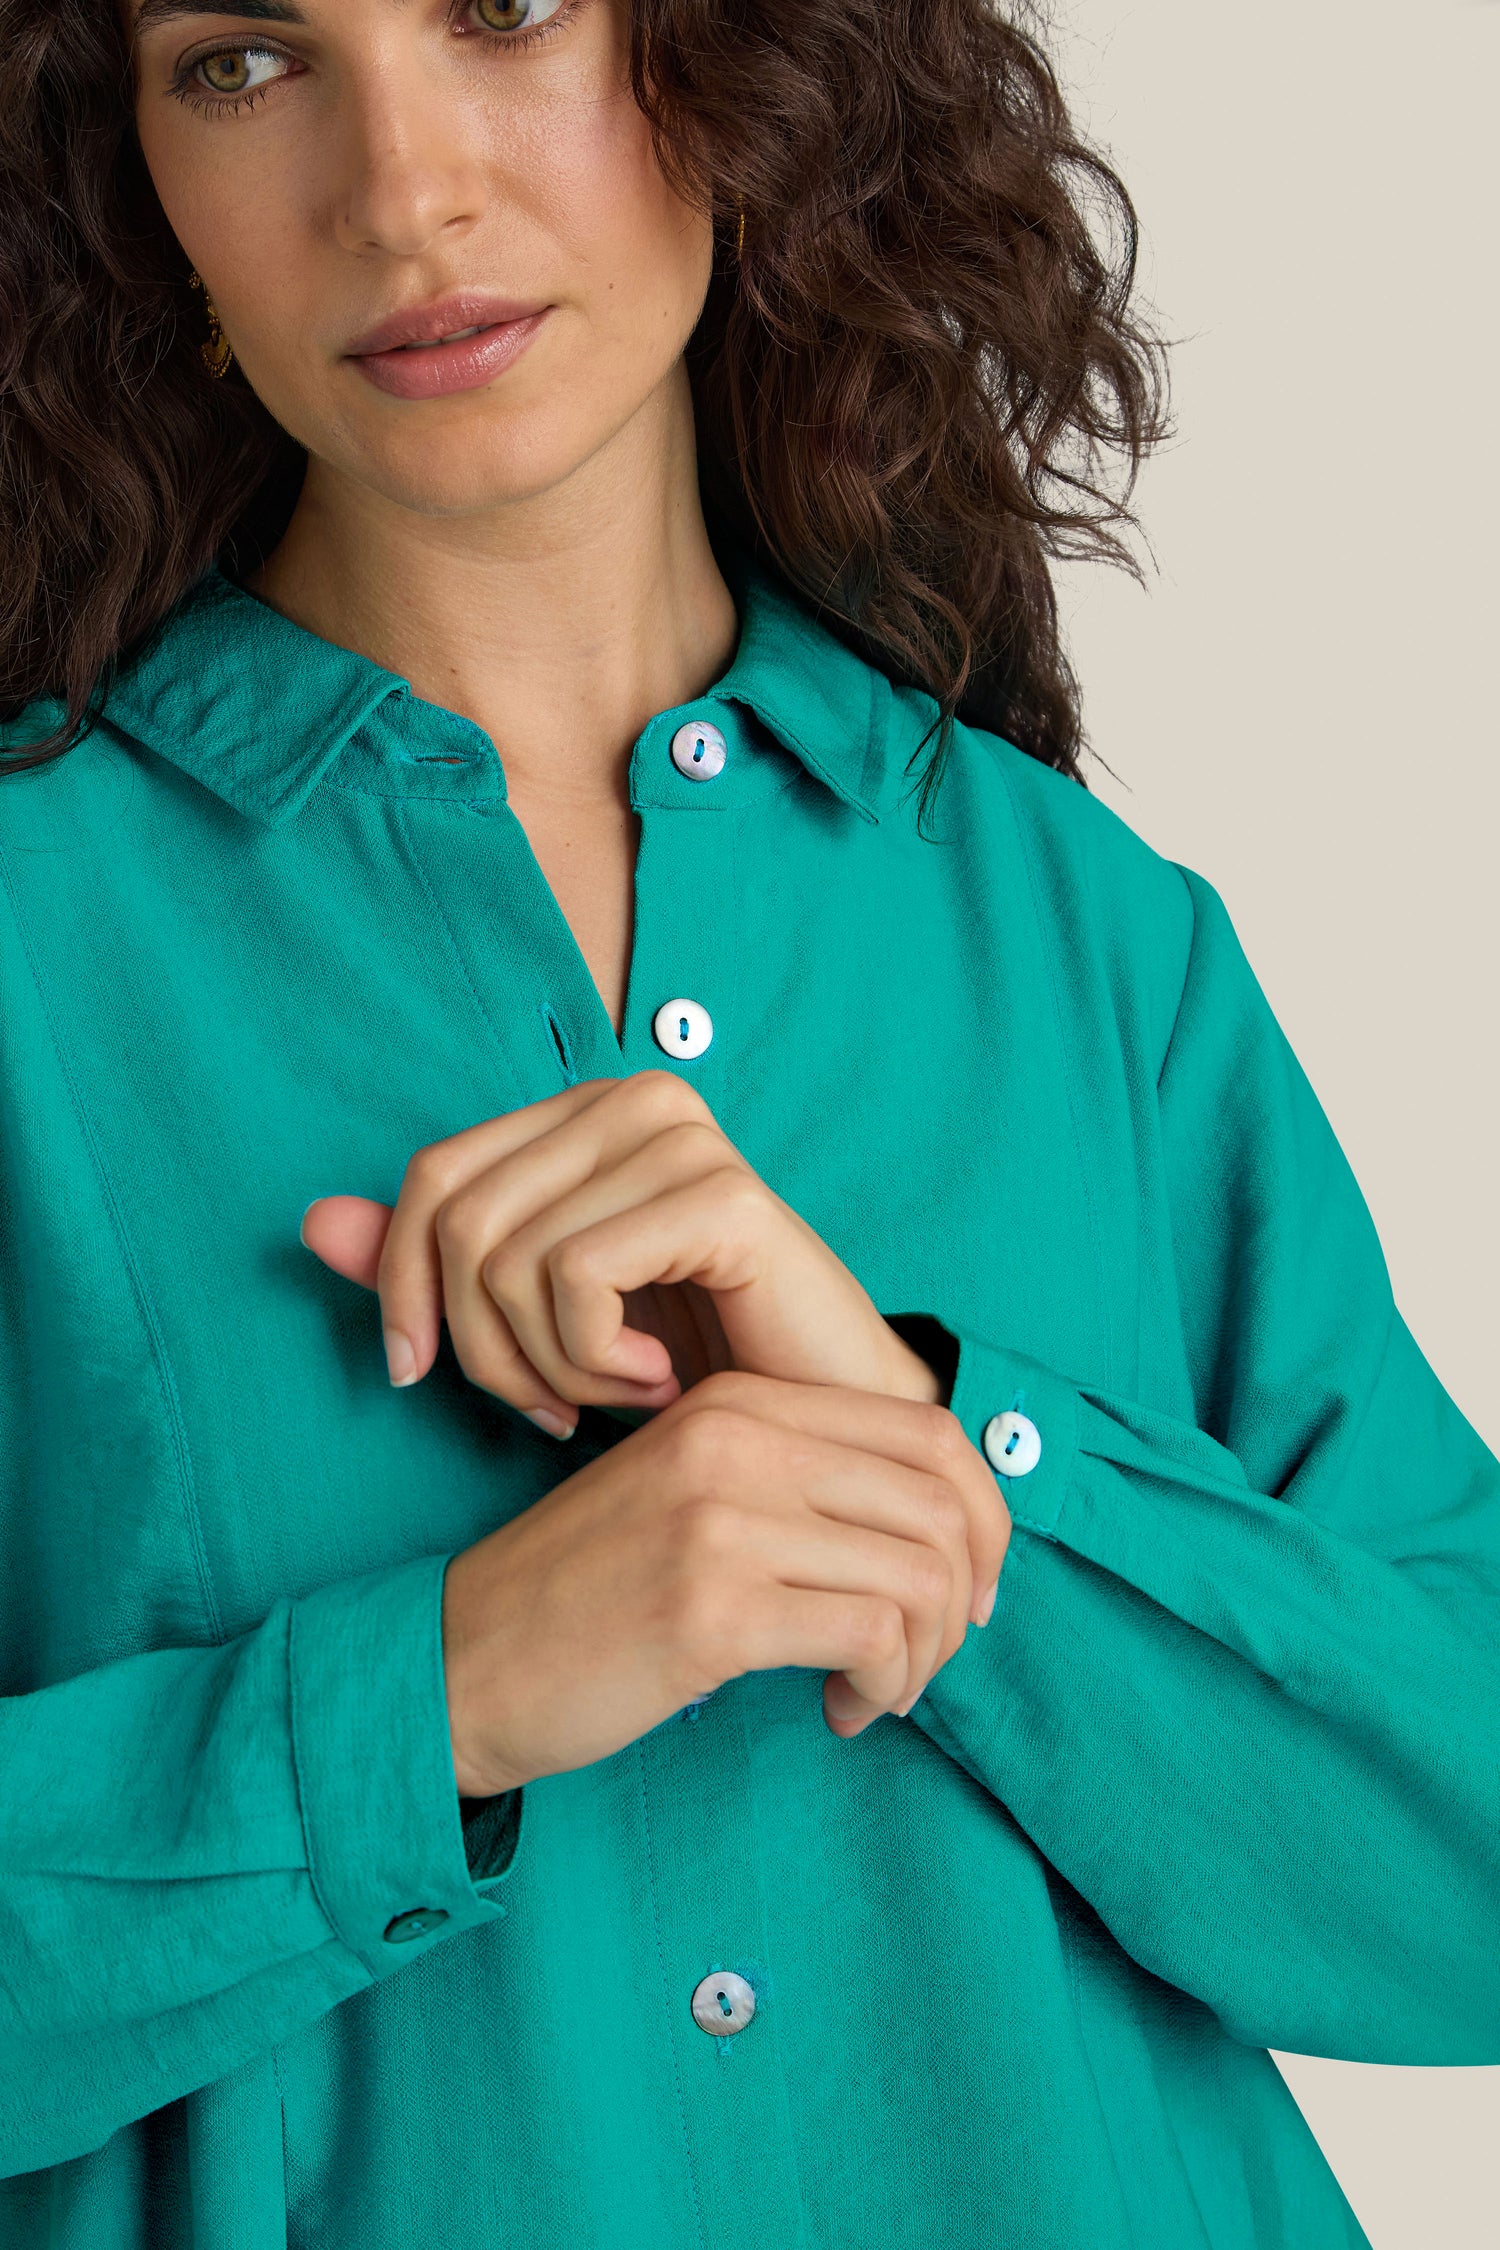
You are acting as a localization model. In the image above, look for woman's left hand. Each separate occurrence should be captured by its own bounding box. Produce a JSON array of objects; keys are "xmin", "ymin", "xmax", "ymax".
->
[{"xmin": 299, "ymin": 1069, "xmax": 944, "ymax": 1431}]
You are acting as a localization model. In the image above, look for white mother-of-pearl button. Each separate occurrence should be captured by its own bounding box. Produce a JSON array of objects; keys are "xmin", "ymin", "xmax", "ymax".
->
[
  {"xmin": 982, "ymin": 1411, "xmax": 1042, "ymax": 1478},
  {"xmin": 652, "ymin": 997, "xmax": 714, "ymax": 1059},
  {"xmin": 669, "ymin": 718, "xmax": 728, "ymax": 781},
  {"xmin": 691, "ymin": 1969, "xmax": 757, "ymax": 2035}
]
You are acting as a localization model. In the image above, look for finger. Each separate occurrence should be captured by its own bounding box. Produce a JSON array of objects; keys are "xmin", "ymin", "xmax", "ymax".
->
[
  {"xmin": 656, "ymin": 1275, "xmax": 739, "ymax": 1381},
  {"xmin": 433, "ymin": 1200, "xmax": 680, "ymax": 1416},
  {"xmin": 717, "ymin": 1491, "xmax": 960, "ymax": 1715},
  {"xmin": 822, "ymin": 1667, "xmax": 891, "ymax": 1737},
  {"xmin": 623, "ymin": 1278, "xmax": 731, "ymax": 1395},
  {"xmin": 671, "ymin": 1371, "xmax": 1011, "ymax": 1631},
  {"xmin": 698, "ymin": 1419, "xmax": 975, "ymax": 1703},
  {"xmin": 375, "ymin": 1077, "xmax": 626, "ymax": 1376},
  {"xmin": 789, "ymin": 1443, "xmax": 972, "ymax": 1705},
  {"xmin": 387, "ymin": 1078, "xmax": 723, "ymax": 1396},
  {"xmin": 299, "ymin": 1195, "xmax": 390, "ymax": 1290},
  {"xmin": 472, "ymin": 1129, "xmax": 751, "ymax": 1401},
  {"xmin": 721, "ymin": 1583, "xmax": 913, "ymax": 1723},
  {"xmin": 431, "ymin": 1268, "xmax": 587, "ymax": 1428},
  {"xmin": 455, "ymin": 1204, "xmax": 680, "ymax": 1410},
  {"xmin": 540, "ymin": 1163, "xmax": 767, "ymax": 1383}
]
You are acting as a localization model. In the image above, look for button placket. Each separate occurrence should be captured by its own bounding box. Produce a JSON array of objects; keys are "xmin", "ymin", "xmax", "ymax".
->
[
  {"xmin": 633, "ymin": 1686, "xmax": 807, "ymax": 2241},
  {"xmin": 611, "ymin": 711, "xmax": 752, "ymax": 1088}
]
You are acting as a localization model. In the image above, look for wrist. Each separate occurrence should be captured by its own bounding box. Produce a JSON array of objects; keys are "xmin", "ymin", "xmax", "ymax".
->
[{"xmin": 441, "ymin": 1545, "xmax": 530, "ymax": 1799}]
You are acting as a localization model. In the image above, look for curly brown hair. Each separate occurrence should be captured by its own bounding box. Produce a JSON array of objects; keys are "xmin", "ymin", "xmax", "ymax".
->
[{"xmin": 0, "ymin": 0, "xmax": 1168, "ymax": 818}]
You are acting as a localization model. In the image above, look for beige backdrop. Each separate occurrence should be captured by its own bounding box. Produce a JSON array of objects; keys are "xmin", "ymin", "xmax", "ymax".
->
[{"xmin": 1042, "ymin": 1, "xmax": 1500, "ymax": 2243}]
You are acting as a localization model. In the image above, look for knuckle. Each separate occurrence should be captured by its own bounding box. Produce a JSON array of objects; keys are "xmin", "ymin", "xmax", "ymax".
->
[
  {"xmin": 432, "ymin": 1187, "xmax": 482, "ymax": 1251},
  {"xmin": 548, "ymin": 1233, "xmax": 597, "ymax": 1288},
  {"xmin": 630, "ymin": 1067, "xmax": 708, "ymax": 1124},
  {"xmin": 921, "ymin": 1402, "xmax": 970, "ymax": 1461},
  {"xmin": 851, "ymin": 1597, "xmax": 906, "ymax": 1665},
  {"xmin": 711, "ymin": 1161, "xmax": 765, "ymax": 1218},
  {"xmin": 665, "ymin": 1403, "xmax": 750, "ymax": 1488},
  {"xmin": 684, "ymin": 1366, "xmax": 763, "ymax": 1412},
  {"xmin": 406, "ymin": 1141, "xmax": 465, "ymax": 1197},
  {"xmin": 672, "ymin": 1492, "xmax": 744, "ymax": 1559},
  {"xmin": 660, "ymin": 1117, "xmax": 734, "ymax": 1170},
  {"xmin": 479, "ymin": 1241, "xmax": 526, "ymax": 1301}
]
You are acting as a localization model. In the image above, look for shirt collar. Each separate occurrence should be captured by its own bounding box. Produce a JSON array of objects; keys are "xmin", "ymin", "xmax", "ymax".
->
[{"xmin": 97, "ymin": 529, "xmax": 894, "ymax": 830}]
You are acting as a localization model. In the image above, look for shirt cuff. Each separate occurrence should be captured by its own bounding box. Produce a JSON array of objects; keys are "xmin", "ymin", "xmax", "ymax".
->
[
  {"xmin": 289, "ymin": 1548, "xmax": 524, "ymax": 1981},
  {"xmin": 939, "ymin": 1324, "xmax": 1083, "ymax": 1540}
]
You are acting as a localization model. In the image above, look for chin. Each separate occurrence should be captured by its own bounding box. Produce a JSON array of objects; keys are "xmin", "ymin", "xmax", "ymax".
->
[
  {"xmin": 335, "ymin": 391, "xmax": 629, "ymax": 518},
  {"xmin": 336, "ymin": 430, "xmax": 586, "ymax": 519}
]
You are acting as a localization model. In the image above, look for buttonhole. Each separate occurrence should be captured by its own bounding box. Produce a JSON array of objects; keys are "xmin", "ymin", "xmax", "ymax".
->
[{"xmin": 541, "ymin": 1002, "xmax": 576, "ymax": 1086}]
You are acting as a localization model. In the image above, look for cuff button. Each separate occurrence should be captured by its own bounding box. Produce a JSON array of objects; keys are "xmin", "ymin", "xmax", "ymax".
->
[
  {"xmin": 982, "ymin": 1411, "xmax": 1042, "ymax": 1478},
  {"xmin": 384, "ymin": 1906, "xmax": 451, "ymax": 1944}
]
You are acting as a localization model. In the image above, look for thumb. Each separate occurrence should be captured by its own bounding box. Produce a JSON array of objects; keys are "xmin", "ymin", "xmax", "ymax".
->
[{"xmin": 299, "ymin": 1194, "xmax": 394, "ymax": 1290}]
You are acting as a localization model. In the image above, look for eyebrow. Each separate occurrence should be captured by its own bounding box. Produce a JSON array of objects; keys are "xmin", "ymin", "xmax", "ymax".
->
[{"xmin": 133, "ymin": 0, "xmax": 309, "ymax": 31}]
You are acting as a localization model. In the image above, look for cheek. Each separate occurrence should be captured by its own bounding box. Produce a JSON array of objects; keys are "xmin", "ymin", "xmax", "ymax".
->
[
  {"xmin": 538, "ymin": 90, "xmax": 714, "ymax": 331},
  {"xmin": 145, "ymin": 140, "xmax": 308, "ymax": 347}
]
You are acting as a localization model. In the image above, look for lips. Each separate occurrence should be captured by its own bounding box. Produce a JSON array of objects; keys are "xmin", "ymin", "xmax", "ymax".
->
[
  {"xmin": 344, "ymin": 291, "xmax": 551, "ymax": 358},
  {"xmin": 392, "ymin": 325, "xmax": 488, "ymax": 351}
]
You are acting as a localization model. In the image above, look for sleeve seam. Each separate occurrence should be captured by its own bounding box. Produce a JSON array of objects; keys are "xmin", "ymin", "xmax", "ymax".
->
[{"xmin": 1156, "ymin": 860, "xmax": 1201, "ymax": 1096}]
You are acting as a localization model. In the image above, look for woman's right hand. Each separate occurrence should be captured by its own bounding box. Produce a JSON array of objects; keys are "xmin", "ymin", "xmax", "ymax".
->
[{"xmin": 441, "ymin": 1368, "xmax": 1011, "ymax": 1797}]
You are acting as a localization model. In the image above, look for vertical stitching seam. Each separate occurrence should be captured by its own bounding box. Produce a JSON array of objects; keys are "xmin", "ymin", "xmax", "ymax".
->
[
  {"xmin": 0, "ymin": 838, "xmax": 224, "ymax": 1646},
  {"xmin": 990, "ymin": 763, "xmax": 1115, "ymax": 1387},
  {"xmin": 635, "ymin": 1741, "xmax": 711, "ymax": 2250},
  {"xmin": 272, "ymin": 2044, "xmax": 293, "ymax": 2236},
  {"xmin": 386, "ymin": 798, "xmax": 526, "ymax": 1089}
]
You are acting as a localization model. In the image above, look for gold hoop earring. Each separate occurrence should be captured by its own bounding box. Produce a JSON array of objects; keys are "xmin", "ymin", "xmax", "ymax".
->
[
  {"xmin": 734, "ymin": 197, "xmax": 745, "ymax": 261},
  {"xmin": 187, "ymin": 269, "xmax": 234, "ymax": 379}
]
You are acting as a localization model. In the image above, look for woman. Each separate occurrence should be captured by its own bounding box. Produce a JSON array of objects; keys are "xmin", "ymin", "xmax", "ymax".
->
[{"xmin": 0, "ymin": 0, "xmax": 1495, "ymax": 2242}]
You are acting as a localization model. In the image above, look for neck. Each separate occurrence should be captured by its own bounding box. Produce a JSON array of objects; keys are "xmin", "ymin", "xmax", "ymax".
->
[{"xmin": 241, "ymin": 370, "xmax": 740, "ymax": 811}]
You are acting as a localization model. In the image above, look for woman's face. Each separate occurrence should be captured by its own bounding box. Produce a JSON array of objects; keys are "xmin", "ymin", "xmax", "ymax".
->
[{"xmin": 124, "ymin": 0, "xmax": 716, "ymax": 519}]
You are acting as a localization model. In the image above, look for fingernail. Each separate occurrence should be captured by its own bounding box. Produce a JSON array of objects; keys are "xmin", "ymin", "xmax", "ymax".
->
[
  {"xmin": 298, "ymin": 1201, "xmax": 317, "ymax": 1247},
  {"xmin": 895, "ymin": 1689, "xmax": 924, "ymax": 1717},
  {"xmin": 384, "ymin": 1328, "xmax": 417, "ymax": 1386},
  {"xmin": 977, "ymin": 1578, "xmax": 999, "ymax": 1627},
  {"xmin": 525, "ymin": 1406, "xmax": 577, "ymax": 1440}
]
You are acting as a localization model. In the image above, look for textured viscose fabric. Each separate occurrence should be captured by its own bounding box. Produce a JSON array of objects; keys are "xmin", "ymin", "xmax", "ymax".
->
[{"xmin": 1, "ymin": 522, "xmax": 1497, "ymax": 2247}]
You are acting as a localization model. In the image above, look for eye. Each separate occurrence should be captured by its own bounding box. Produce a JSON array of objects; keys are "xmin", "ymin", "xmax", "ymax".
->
[
  {"xmin": 167, "ymin": 0, "xmax": 577, "ymax": 117},
  {"xmin": 473, "ymin": 0, "xmax": 568, "ymax": 23},
  {"xmin": 193, "ymin": 46, "xmax": 285, "ymax": 99}
]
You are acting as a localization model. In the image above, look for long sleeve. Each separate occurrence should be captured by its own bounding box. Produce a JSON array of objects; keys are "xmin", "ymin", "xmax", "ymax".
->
[
  {"xmin": 907, "ymin": 863, "xmax": 1500, "ymax": 2065},
  {"xmin": 0, "ymin": 1548, "xmax": 524, "ymax": 2179}
]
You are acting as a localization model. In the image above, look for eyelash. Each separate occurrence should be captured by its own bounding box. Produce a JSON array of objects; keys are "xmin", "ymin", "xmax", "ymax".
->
[{"xmin": 166, "ymin": 0, "xmax": 576, "ymax": 120}]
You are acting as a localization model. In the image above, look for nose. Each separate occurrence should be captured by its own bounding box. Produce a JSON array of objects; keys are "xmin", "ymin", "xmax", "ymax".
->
[{"xmin": 330, "ymin": 62, "xmax": 490, "ymax": 260}]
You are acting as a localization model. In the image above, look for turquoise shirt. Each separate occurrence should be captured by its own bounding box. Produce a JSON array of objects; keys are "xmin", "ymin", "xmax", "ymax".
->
[{"xmin": 2, "ymin": 530, "xmax": 1497, "ymax": 2249}]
